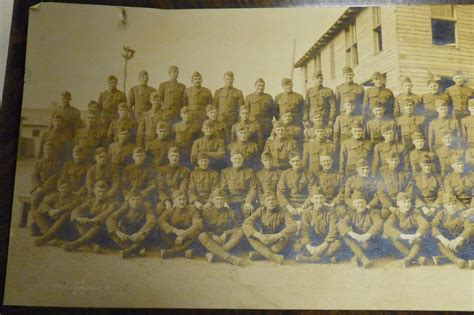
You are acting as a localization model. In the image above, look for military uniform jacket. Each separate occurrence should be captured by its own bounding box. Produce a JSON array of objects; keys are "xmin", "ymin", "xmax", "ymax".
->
[
  {"xmin": 338, "ymin": 209, "xmax": 383, "ymax": 237},
  {"xmin": 52, "ymin": 105, "xmax": 82, "ymax": 139},
  {"xmin": 136, "ymin": 108, "xmax": 166, "ymax": 147},
  {"xmin": 317, "ymin": 170, "xmax": 345, "ymax": 205},
  {"xmin": 274, "ymin": 91, "xmax": 304, "ymax": 122},
  {"xmin": 431, "ymin": 209, "xmax": 473, "ymax": 240},
  {"xmin": 377, "ymin": 168, "xmax": 413, "ymax": 208},
  {"xmin": 107, "ymin": 117, "xmax": 137, "ymax": 143},
  {"xmin": 413, "ymin": 172, "xmax": 444, "ymax": 205},
  {"xmin": 300, "ymin": 206, "xmax": 339, "ymax": 245},
  {"xmin": 394, "ymin": 92, "xmax": 422, "ymax": 117},
  {"xmin": 277, "ymin": 168, "xmax": 317, "ymax": 207},
  {"xmin": 106, "ymin": 202, "xmax": 156, "ymax": 235},
  {"xmin": 396, "ymin": 114, "xmax": 426, "ymax": 144},
  {"xmin": 190, "ymin": 136, "xmax": 225, "ymax": 165},
  {"xmin": 122, "ymin": 164, "xmax": 156, "ymax": 198},
  {"xmin": 188, "ymin": 168, "xmax": 220, "ymax": 203},
  {"xmin": 244, "ymin": 92, "xmax": 276, "ymax": 128},
  {"xmin": 304, "ymin": 86, "xmax": 336, "ymax": 124},
  {"xmin": 173, "ymin": 121, "xmax": 201, "ymax": 150},
  {"xmin": 231, "ymin": 120, "xmax": 263, "ymax": 149},
  {"xmin": 263, "ymin": 137, "xmax": 299, "ymax": 169},
  {"xmin": 446, "ymin": 84, "xmax": 474, "ymax": 113},
  {"xmin": 333, "ymin": 114, "xmax": 365, "ymax": 144},
  {"xmin": 98, "ymin": 89, "xmax": 127, "ymax": 123},
  {"xmin": 372, "ymin": 140, "xmax": 406, "ymax": 175},
  {"xmin": 220, "ymin": 166, "xmax": 257, "ymax": 204},
  {"xmin": 60, "ymin": 160, "xmax": 92, "ymax": 195},
  {"xmin": 38, "ymin": 191, "xmax": 80, "ymax": 215},
  {"xmin": 344, "ymin": 175, "xmax": 379, "ymax": 208},
  {"xmin": 366, "ymin": 118, "xmax": 397, "ymax": 144},
  {"xmin": 108, "ymin": 141, "xmax": 134, "ymax": 169},
  {"xmin": 31, "ymin": 157, "xmax": 61, "ymax": 192},
  {"xmin": 428, "ymin": 117, "xmax": 460, "ymax": 150},
  {"xmin": 421, "ymin": 92, "xmax": 450, "ymax": 121},
  {"xmin": 256, "ymin": 168, "xmax": 282, "ymax": 199},
  {"xmin": 444, "ymin": 172, "xmax": 474, "ymax": 206},
  {"xmin": 157, "ymin": 164, "xmax": 190, "ymax": 197},
  {"xmin": 128, "ymin": 84, "xmax": 157, "ymax": 114},
  {"xmin": 159, "ymin": 205, "xmax": 203, "ymax": 239},
  {"xmin": 435, "ymin": 146, "xmax": 464, "ymax": 177},
  {"xmin": 227, "ymin": 141, "xmax": 259, "ymax": 166},
  {"xmin": 363, "ymin": 87, "xmax": 394, "ymax": 117},
  {"xmin": 407, "ymin": 149, "xmax": 435, "ymax": 175},
  {"xmin": 157, "ymin": 80, "xmax": 186, "ymax": 119},
  {"xmin": 384, "ymin": 209, "xmax": 430, "ymax": 239},
  {"xmin": 339, "ymin": 138, "xmax": 372, "ymax": 175},
  {"xmin": 242, "ymin": 205, "xmax": 297, "ymax": 237},
  {"xmin": 86, "ymin": 164, "xmax": 120, "ymax": 196},
  {"xmin": 75, "ymin": 127, "xmax": 105, "ymax": 156},
  {"xmin": 184, "ymin": 86, "xmax": 213, "ymax": 119},
  {"xmin": 213, "ymin": 86, "xmax": 244, "ymax": 124},
  {"xmin": 145, "ymin": 138, "xmax": 177, "ymax": 168},
  {"xmin": 460, "ymin": 116, "xmax": 474, "ymax": 147},
  {"xmin": 201, "ymin": 204, "xmax": 243, "ymax": 236},
  {"xmin": 38, "ymin": 128, "xmax": 73, "ymax": 160},
  {"xmin": 71, "ymin": 196, "xmax": 117, "ymax": 223},
  {"xmin": 302, "ymin": 140, "xmax": 336, "ymax": 173},
  {"xmin": 335, "ymin": 82, "xmax": 365, "ymax": 113}
]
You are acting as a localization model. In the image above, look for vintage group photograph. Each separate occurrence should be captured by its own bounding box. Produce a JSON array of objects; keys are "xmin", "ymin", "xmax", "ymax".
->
[{"xmin": 3, "ymin": 2, "xmax": 473, "ymax": 311}]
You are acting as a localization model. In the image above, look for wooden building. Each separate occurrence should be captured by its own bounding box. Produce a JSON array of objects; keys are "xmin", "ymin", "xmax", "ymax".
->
[
  {"xmin": 294, "ymin": 5, "xmax": 474, "ymax": 94},
  {"xmin": 19, "ymin": 108, "xmax": 53, "ymax": 158}
]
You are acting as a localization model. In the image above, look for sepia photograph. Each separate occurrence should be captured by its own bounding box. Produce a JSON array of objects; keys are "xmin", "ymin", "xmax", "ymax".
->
[{"xmin": 3, "ymin": 2, "xmax": 473, "ymax": 310}]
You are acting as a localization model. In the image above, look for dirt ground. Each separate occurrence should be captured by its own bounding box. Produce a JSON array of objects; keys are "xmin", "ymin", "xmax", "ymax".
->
[{"xmin": 3, "ymin": 160, "xmax": 473, "ymax": 310}]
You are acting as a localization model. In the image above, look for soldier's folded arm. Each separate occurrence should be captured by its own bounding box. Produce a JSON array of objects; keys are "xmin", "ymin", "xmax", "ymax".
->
[
  {"xmin": 281, "ymin": 211, "xmax": 297, "ymax": 236},
  {"xmin": 136, "ymin": 205, "xmax": 158, "ymax": 236},
  {"xmin": 242, "ymin": 207, "xmax": 261, "ymax": 238},
  {"xmin": 324, "ymin": 213, "xmax": 339, "ymax": 243},
  {"xmin": 158, "ymin": 208, "xmax": 175, "ymax": 234},
  {"xmin": 106, "ymin": 203, "xmax": 128, "ymax": 233},
  {"xmin": 337, "ymin": 214, "xmax": 352, "ymax": 237},
  {"xmin": 38, "ymin": 194, "xmax": 57, "ymax": 214},
  {"xmin": 94, "ymin": 202, "xmax": 117, "ymax": 224},
  {"xmin": 184, "ymin": 210, "xmax": 203, "ymax": 239}
]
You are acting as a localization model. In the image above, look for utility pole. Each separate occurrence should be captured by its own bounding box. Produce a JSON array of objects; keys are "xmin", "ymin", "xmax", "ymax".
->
[{"xmin": 122, "ymin": 46, "xmax": 135, "ymax": 92}]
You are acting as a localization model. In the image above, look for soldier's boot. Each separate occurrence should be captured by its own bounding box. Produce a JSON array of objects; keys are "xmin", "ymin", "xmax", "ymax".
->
[
  {"xmin": 225, "ymin": 255, "xmax": 243, "ymax": 266},
  {"xmin": 270, "ymin": 238, "xmax": 288, "ymax": 254},
  {"xmin": 34, "ymin": 213, "xmax": 69, "ymax": 247},
  {"xmin": 248, "ymin": 251, "xmax": 264, "ymax": 261},
  {"xmin": 326, "ymin": 240, "xmax": 342, "ymax": 262},
  {"xmin": 205, "ymin": 253, "xmax": 215, "ymax": 263},
  {"xmin": 222, "ymin": 230, "xmax": 244, "ymax": 252},
  {"xmin": 417, "ymin": 256, "xmax": 427, "ymax": 266},
  {"xmin": 361, "ymin": 256, "xmax": 373, "ymax": 269},
  {"xmin": 63, "ymin": 225, "xmax": 102, "ymax": 252},
  {"xmin": 184, "ymin": 249, "xmax": 193, "ymax": 259},
  {"xmin": 344, "ymin": 238, "xmax": 368, "ymax": 268},
  {"xmin": 295, "ymin": 254, "xmax": 311, "ymax": 263},
  {"xmin": 32, "ymin": 211, "xmax": 51, "ymax": 235},
  {"xmin": 247, "ymin": 238, "xmax": 275, "ymax": 261},
  {"xmin": 438, "ymin": 243, "xmax": 466, "ymax": 269},
  {"xmin": 469, "ymin": 260, "xmax": 474, "ymax": 269},
  {"xmin": 351, "ymin": 255, "xmax": 360, "ymax": 267},
  {"xmin": 161, "ymin": 249, "xmax": 176, "ymax": 259},
  {"xmin": 432, "ymin": 255, "xmax": 444, "ymax": 266},
  {"xmin": 270, "ymin": 254, "xmax": 284, "ymax": 265},
  {"xmin": 161, "ymin": 239, "xmax": 194, "ymax": 259},
  {"xmin": 92, "ymin": 244, "xmax": 103, "ymax": 254},
  {"xmin": 199, "ymin": 232, "xmax": 236, "ymax": 264},
  {"xmin": 120, "ymin": 243, "xmax": 142, "ymax": 259}
]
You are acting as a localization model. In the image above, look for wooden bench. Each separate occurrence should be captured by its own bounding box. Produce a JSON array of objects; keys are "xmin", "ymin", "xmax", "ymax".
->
[{"xmin": 17, "ymin": 195, "xmax": 32, "ymax": 228}]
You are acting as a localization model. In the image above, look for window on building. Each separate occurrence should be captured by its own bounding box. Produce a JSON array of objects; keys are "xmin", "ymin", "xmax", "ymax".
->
[
  {"xmin": 32, "ymin": 129, "xmax": 40, "ymax": 137},
  {"xmin": 345, "ymin": 21, "xmax": 358, "ymax": 67},
  {"xmin": 431, "ymin": 5, "xmax": 456, "ymax": 46},
  {"xmin": 313, "ymin": 53, "xmax": 322, "ymax": 73},
  {"xmin": 373, "ymin": 7, "xmax": 383, "ymax": 53},
  {"xmin": 330, "ymin": 43, "xmax": 336, "ymax": 80}
]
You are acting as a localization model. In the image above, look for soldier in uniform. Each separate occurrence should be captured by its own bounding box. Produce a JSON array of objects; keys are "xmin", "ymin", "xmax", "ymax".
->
[
  {"xmin": 431, "ymin": 193, "xmax": 473, "ymax": 269},
  {"xmin": 263, "ymin": 121, "xmax": 299, "ymax": 170},
  {"xmin": 107, "ymin": 103, "xmax": 137, "ymax": 144},
  {"xmin": 296, "ymin": 187, "xmax": 341, "ymax": 263},
  {"xmin": 106, "ymin": 188, "xmax": 156, "ymax": 258},
  {"xmin": 60, "ymin": 145, "xmax": 91, "ymax": 197},
  {"xmin": 230, "ymin": 105, "xmax": 264, "ymax": 150},
  {"xmin": 421, "ymin": 79, "xmax": 450, "ymax": 123},
  {"xmin": 256, "ymin": 152, "xmax": 282, "ymax": 205},
  {"xmin": 157, "ymin": 66, "xmax": 186, "ymax": 124},
  {"xmin": 220, "ymin": 149, "xmax": 258, "ymax": 218},
  {"xmin": 227, "ymin": 126, "xmax": 259, "ymax": 169},
  {"xmin": 333, "ymin": 97, "xmax": 365, "ymax": 148},
  {"xmin": 188, "ymin": 152, "xmax": 220, "ymax": 211},
  {"xmin": 407, "ymin": 132, "xmax": 434, "ymax": 175},
  {"xmin": 212, "ymin": 71, "xmax": 244, "ymax": 131},
  {"xmin": 38, "ymin": 113, "xmax": 72, "ymax": 162},
  {"xmin": 136, "ymin": 91, "xmax": 165, "ymax": 147},
  {"xmin": 204, "ymin": 105, "xmax": 229, "ymax": 142},
  {"xmin": 158, "ymin": 190, "xmax": 203, "ymax": 259},
  {"xmin": 75, "ymin": 111, "xmax": 105, "ymax": 160},
  {"xmin": 343, "ymin": 159, "xmax": 379, "ymax": 210},
  {"xmin": 108, "ymin": 127, "xmax": 135, "ymax": 171},
  {"xmin": 434, "ymin": 130, "xmax": 464, "ymax": 177},
  {"xmin": 366, "ymin": 104, "xmax": 397, "ymax": 145},
  {"xmin": 394, "ymin": 77, "xmax": 422, "ymax": 118},
  {"xmin": 396, "ymin": 99, "xmax": 426, "ymax": 148},
  {"xmin": 338, "ymin": 190, "xmax": 384, "ymax": 268},
  {"xmin": 444, "ymin": 154, "xmax": 474, "ymax": 208},
  {"xmin": 428, "ymin": 99, "xmax": 460, "ymax": 151},
  {"xmin": 128, "ymin": 70, "xmax": 157, "ymax": 121},
  {"xmin": 243, "ymin": 191, "xmax": 297, "ymax": 265},
  {"xmin": 86, "ymin": 101, "xmax": 107, "ymax": 138},
  {"xmin": 85, "ymin": 147, "xmax": 120, "ymax": 199},
  {"xmin": 460, "ymin": 99, "xmax": 474, "ymax": 148},
  {"xmin": 384, "ymin": 192, "xmax": 430, "ymax": 267},
  {"xmin": 274, "ymin": 78, "xmax": 304, "ymax": 124},
  {"xmin": 372, "ymin": 125, "xmax": 405, "ymax": 175},
  {"xmin": 33, "ymin": 178, "xmax": 80, "ymax": 246},
  {"xmin": 63, "ymin": 180, "xmax": 117, "ymax": 252},
  {"xmin": 52, "ymin": 90, "xmax": 82, "ymax": 141},
  {"xmin": 97, "ymin": 75, "xmax": 127, "ymax": 127},
  {"xmin": 190, "ymin": 120, "xmax": 226, "ymax": 169},
  {"xmin": 157, "ymin": 147, "xmax": 190, "ymax": 203},
  {"xmin": 183, "ymin": 71, "xmax": 213, "ymax": 125},
  {"xmin": 413, "ymin": 155, "xmax": 444, "ymax": 221},
  {"xmin": 363, "ymin": 72, "xmax": 394, "ymax": 119},
  {"xmin": 304, "ymin": 71, "xmax": 336, "ymax": 128},
  {"xmin": 335, "ymin": 66, "xmax": 365, "ymax": 115},
  {"xmin": 198, "ymin": 189, "xmax": 244, "ymax": 266},
  {"xmin": 173, "ymin": 106, "xmax": 201, "ymax": 167},
  {"xmin": 377, "ymin": 152, "xmax": 414, "ymax": 219},
  {"xmin": 244, "ymin": 78, "xmax": 276, "ymax": 138},
  {"xmin": 446, "ymin": 71, "xmax": 473, "ymax": 121},
  {"xmin": 339, "ymin": 121, "xmax": 372, "ymax": 176},
  {"xmin": 302, "ymin": 122, "xmax": 336, "ymax": 174},
  {"xmin": 145, "ymin": 121, "xmax": 177, "ymax": 168},
  {"xmin": 277, "ymin": 151, "xmax": 317, "ymax": 217},
  {"xmin": 275, "ymin": 108, "xmax": 303, "ymax": 143},
  {"xmin": 122, "ymin": 147, "xmax": 156, "ymax": 204},
  {"xmin": 304, "ymin": 110, "xmax": 333, "ymax": 143}
]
